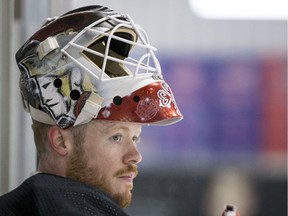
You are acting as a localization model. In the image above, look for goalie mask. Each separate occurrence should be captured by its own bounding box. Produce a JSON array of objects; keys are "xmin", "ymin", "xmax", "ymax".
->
[{"xmin": 16, "ymin": 5, "xmax": 182, "ymax": 128}]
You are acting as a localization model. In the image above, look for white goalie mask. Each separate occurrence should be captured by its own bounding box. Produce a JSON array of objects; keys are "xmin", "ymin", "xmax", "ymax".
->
[{"xmin": 17, "ymin": 5, "xmax": 182, "ymax": 128}]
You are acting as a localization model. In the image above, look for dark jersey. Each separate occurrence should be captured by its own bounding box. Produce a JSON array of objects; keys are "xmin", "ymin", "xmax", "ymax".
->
[{"xmin": 0, "ymin": 173, "xmax": 128, "ymax": 216}]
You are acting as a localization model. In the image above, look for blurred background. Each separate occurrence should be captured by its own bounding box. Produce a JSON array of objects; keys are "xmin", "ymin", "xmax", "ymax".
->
[{"xmin": 0, "ymin": 0, "xmax": 287, "ymax": 215}]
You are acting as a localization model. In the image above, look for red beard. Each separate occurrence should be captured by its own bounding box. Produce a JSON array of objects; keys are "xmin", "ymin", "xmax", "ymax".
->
[{"xmin": 66, "ymin": 146, "xmax": 138, "ymax": 208}]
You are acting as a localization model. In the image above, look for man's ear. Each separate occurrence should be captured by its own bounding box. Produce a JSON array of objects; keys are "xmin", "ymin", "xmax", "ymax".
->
[{"xmin": 47, "ymin": 126, "xmax": 72, "ymax": 156}]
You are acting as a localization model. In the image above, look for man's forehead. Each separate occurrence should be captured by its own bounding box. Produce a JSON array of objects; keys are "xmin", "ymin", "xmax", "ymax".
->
[{"xmin": 90, "ymin": 120, "xmax": 142, "ymax": 133}]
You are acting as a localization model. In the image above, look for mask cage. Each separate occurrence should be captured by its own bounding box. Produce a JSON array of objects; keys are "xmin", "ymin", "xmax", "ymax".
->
[{"xmin": 61, "ymin": 14, "xmax": 162, "ymax": 82}]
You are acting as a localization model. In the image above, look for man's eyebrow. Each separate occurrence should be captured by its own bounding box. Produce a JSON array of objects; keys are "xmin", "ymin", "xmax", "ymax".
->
[
  {"xmin": 101, "ymin": 123, "xmax": 129, "ymax": 134},
  {"xmin": 94, "ymin": 121, "xmax": 141, "ymax": 134},
  {"xmin": 101, "ymin": 121, "xmax": 126, "ymax": 132},
  {"xmin": 104, "ymin": 125, "xmax": 141, "ymax": 137}
]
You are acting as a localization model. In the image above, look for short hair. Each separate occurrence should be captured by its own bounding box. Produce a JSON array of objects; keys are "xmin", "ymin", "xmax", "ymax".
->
[{"xmin": 31, "ymin": 120, "xmax": 87, "ymax": 157}]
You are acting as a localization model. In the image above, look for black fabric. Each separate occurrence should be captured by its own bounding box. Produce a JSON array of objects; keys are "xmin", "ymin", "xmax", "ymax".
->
[{"xmin": 0, "ymin": 173, "xmax": 129, "ymax": 216}]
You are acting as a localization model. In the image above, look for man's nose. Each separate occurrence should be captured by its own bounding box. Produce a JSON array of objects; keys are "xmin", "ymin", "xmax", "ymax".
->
[{"xmin": 123, "ymin": 142, "xmax": 142, "ymax": 165}]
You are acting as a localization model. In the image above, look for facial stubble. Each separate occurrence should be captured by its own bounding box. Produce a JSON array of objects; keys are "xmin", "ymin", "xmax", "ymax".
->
[{"xmin": 66, "ymin": 144, "xmax": 138, "ymax": 208}]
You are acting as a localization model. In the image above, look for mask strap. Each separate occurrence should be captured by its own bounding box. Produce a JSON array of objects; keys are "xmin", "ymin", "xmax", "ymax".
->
[
  {"xmin": 37, "ymin": 36, "xmax": 59, "ymax": 60},
  {"xmin": 29, "ymin": 105, "xmax": 55, "ymax": 125},
  {"xmin": 73, "ymin": 92, "xmax": 104, "ymax": 126}
]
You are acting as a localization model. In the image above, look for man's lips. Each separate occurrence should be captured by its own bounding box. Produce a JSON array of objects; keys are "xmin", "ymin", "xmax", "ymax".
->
[
  {"xmin": 115, "ymin": 165, "xmax": 138, "ymax": 184},
  {"xmin": 118, "ymin": 173, "xmax": 136, "ymax": 183}
]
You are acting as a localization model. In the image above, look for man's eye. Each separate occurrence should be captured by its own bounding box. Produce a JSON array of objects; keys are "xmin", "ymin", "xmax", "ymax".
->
[
  {"xmin": 132, "ymin": 136, "xmax": 141, "ymax": 144},
  {"xmin": 111, "ymin": 135, "xmax": 122, "ymax": 142}
]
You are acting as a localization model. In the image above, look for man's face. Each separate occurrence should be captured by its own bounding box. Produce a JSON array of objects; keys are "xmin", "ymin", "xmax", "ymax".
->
[{"xmin": 66, "ymin": 120, "xmax": 142, "ymax": 208}]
